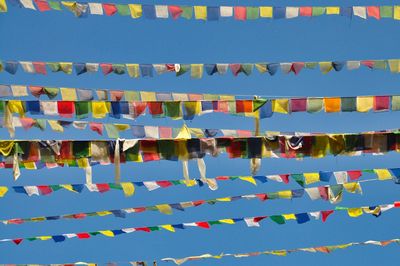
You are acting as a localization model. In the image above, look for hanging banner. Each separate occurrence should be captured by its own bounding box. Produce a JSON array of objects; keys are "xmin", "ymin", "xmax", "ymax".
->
[
  {"xmin": 0, "ymin": 84, "xmax": 237, "ymax": 101},
  {"xmin": 1, "ymin": 181, "xmax": 372, "ymax": 225},
  {"xmin": 1, "ymin": 201, "xmax": 398, "ymax": 245},
  {"xmin": 162, "ymin": 237, "xmax": 400, "ymax": 265},
  {"xmin": 0, "ymin": 167, "xmax": 396, "ymax": 197},
  {"xmin": 4, "ymin": 2, "xmax": 400, "ymax": 22},
  {"xmin": 2, "ymin": 94, "xmax": 400, "ymax": 124},
  {"xmin": 2, "ymin": 132, "xmax": 400, "ymax": 179},
  {"xmin": 2, "ymin": 59, "xmax": 400, "ymax": 78}
]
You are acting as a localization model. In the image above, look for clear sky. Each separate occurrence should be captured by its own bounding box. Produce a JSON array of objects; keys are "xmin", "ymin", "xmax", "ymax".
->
[{"xmin": 0, "ymin": 0, "xmax": 400, "ymax": 265}]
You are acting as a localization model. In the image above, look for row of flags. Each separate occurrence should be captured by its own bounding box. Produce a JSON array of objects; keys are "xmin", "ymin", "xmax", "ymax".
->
[
  {"xmin": 1, "ymin": 201, "xmax": 398, "ymax": 245},
  {"xmin": 2, "ymin": 59, "xmax": 400, "ymax": 77},
  {"xmin": 3, "ymin": 1, "xmax": 400, "ymax": 21}
]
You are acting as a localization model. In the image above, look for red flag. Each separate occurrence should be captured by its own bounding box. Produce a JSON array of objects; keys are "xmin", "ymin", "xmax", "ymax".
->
[
  {"xmin": 255, "ymin": 193, "xmax": 268, "ymax": 201},
  {"xmin": 133, "ymin": 207, "xmax": 146, "ymax": 213},
  {"xmin": 193, "ymin": 200, "xmax": 205, "ymax": 206},
  {"xmin": 34, "ymin": 0, "xmax": 51, "ymax": 11},
  {"xmin": 236, "ymin": 100, "xmax": 253, "ymax": 113},
  {"xmin": 110, "ymin": 90, "xmax": 124, "ymax": 101},
  {"xmin": 133, "ymin": 102, "xmax": 147, "ymax": 117},
  {"xmin": 299, "ymin": 7, "xmax": 312, "ymax": 16},
  {"xmin": 32, "ymin": 62, "xmax": 47, "ymax": 75},
  {"xmin": 89, "ymin": 122, "xmax": 103, "ymax": 135},
  {"xmin": 253, "ymin": 216, "xmax": 267, "ymax": 223},
  {"xmin": 394, "ymin": 201, "xmax": 400, "ymax": 208},
  {"xmin": 7, "ymin": 219, "xmax": 24, "ymax": 225},
  {"xmin": 347, "ymin": 170, "xmax": 362, "ymax": 180},
  {"xmin": 291, "ymin": 62, "xmax": 304, "ymax": 75},
  {"xmin": 37, "ymin": 185, "xmax": 52, "ymax": 195},
  {"xmin": 76, "ymin": 233, "xmax": 91, "ymax": 239},
  {"xmin": 234, "ymin": 7, "xmax": 246, "ymax": 20},
  {"xmin": 361, "ymin": 60, "xmax": 374, "ymax": 69},
  {"xmin": 136, "ymin": 227, "xmax": 151, "ymax": 233},
  {"xmin": 72, "ymin": 213, "xmax": 87, "ymax": 219},
  {"xmin": 374, "ymin": 96, "xmax": 390, "ymax": 111},
  {"xmin": 102, "ymin": 3, "xmax": 117, "ymax": 16},
  {"xmin": 100, "ymin": 63, "xmax": 113, "ymax": 75},
  {"xmin": 147, "ymin": 102, "xmax": 164, "ymax": 115},
  {"xmin": 28, "ymin": 86, "xmax": 44, "ymax": 98},
  {"xmin": 12, "ymin": 238, "xmax": 23, "ymax": 245},
  {"xmin": 367, "ymin": 6, "xmax": 380, "ymax": 19},
  {"xmin": 159, "ymin": 127, "xmax": 172, "ymax": 138},
  {"xmin": 96, "ymin": 183, "xmax": 110, "ymax": 193},
  {"xmin": 156, "ymin": 181, "xmax": 173, "ymax": 188},
  {"xmin": 196, "ymin": 222, "xmax": 210, "ymax": 229},
  {"xmin": 229, "ymin": 64, "xmax": 242, "ymax": 76},
  {"xmin": 57, "ymin": 101, "xmax": 75, "ymax": 118},
  {"xmin": 280, "ymin": 174, "xmax": 290, "ymax": 184},
  {"xmin": 168, "ymin": 6, "xmax": 183, "ymax": 19},
  {"xmin": 321, "ymin": 210, "xmax": 334, "ymax": 222}
]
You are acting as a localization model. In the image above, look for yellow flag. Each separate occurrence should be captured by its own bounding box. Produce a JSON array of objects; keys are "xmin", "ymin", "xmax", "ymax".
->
[
  {"xmin": 99, "ymin": 230, "xmax": 115, "ymax": 237},
  {"xmin": 388, "ymin": 60, "xmax": 400, "ymax": 73},
  {"xmin": 326, "ymin": 7, "xmax": 340, "ymax": 15},
  {"xmin": 61, "ymin": 184, "xmax": 77, "ymax": 193},
  {"xmin": 304, "ymin": 173, "xmax": 320, "ymax": 185},
  {"xmin": 194, "ymin": 6, "xmax": 207, "ymax": 20},
  {"xmin": 183, "ymin": 179, "xmax": 197, "ymax": 187},
  {"xmin": 114, "ymin": 124, "xmax": 130, "ymax": 132},
  {"xmin": 189, "ymin": 128, "xmax": 204, "ymax": 138},
  {"xmin": 161, "ymin": 224, "xmax": 175, "ymax": 232},
  {"xmin": 0, "ymin": 187, "xmax": 8, "ymax": 197},
  {"xmin": 272, "ymin": 99, "xmax": 289, "ymax": 114},
  {"xmin": 156, "ymin": 204, "xmax": 173, "ymax": 215},
  {"xmin": 8, "ymin": 100, "xmax": 25, "ymax": 116},
  {"xmin": 60, "ymin": 88, "xmax": 77, "ymax": 101},
  {"xmin": 120, "ymin": 182, "xmax": 135, "ymax": 197},
  {"xmin": 92, "ymin": 101, "xmax": 109, "ymax": 118},
  {"xmin": 77, "ymin": 158, "xmax": 90, "ymax": 168},
  {"xmin": 259, "ymin": 7, "xmax": 273, "ymax": 18},
  {"xmin": 278, "ymin": 190, "xmax": 292, "ymax": 199},
  {"xmin": 343, "ymin": 182, "xmax": 362, "ymax": 194},
  {"xmin": 38, "ymin": 236, "xmax": 52, "ymax": 241},
  {"xmin": 97, "ymin": 211, "xmax": 112, "ymax": 216},
  {"xmin": 319, "ymin": 62, "xmax": 333, "ymax": 74},
  {"xmin": 270, "ymin": 250, "xmax": 287, "ymax": 256},
  {"xmin": 191, "ymin": 64, "xmax": 204, "ymax": 78},
  {"xmin": 0, "ymin": 0, "xmax": 7, "ymax": 12},
  {"xmin": 176, "ymin": 124, "xmax": 192, "ymax": 139},
  {"xmin": 48, "ymin": 120, "xmax": 64, "ymax": 132},
  {"xmin": 374, "ymin": 169, "xmax": 393, "ymax": 180},
  {"xmin": 216, "ymin": 197, "xmax": 232, "ymax": 202},
  {"xmin": 282, "ymin": 214, "xmax": 296, "ymax": 220},
  {"xmin": 356, "ymin": 96, "xmax": 373, "ymax": 112},
  {"xmin": 394, "ymin": 6, "xmax": 400, "ymax": 20},
  {"xmin": 347, "ymin": 208, "xmax": 363, "ymax": 217},
  {"xmin": 239, "ymin": 176, "xmax": 257, "ymax": 186},
  {"xmin": 219, "ymin": 219, "xmax": 235, "ymax": 224},
  {"xmin": 140, "ymin": 91, "xmax": 157, "ymax": 101},
  {"xmin": 126, "ymin": 64, "xmax": 140, "ymax": 78},
  {"xmin": 23, "ymin": 162, "xmax": 37, "ymax": 169},
  {"xmin": 128, "ymin": 4, "xmax": 142, "ymax": 18}
]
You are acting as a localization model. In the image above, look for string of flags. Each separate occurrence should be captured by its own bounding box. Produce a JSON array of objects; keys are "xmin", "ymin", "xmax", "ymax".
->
[
  {"xmin": 1, "ymin": 131, "xmax": 399, "ymax": 183},
  {"xmin": 1, "ymin": 237, "xmax": 397, "ymax": 265},
  {"xmin": 0, "ymin": 166, "xmax": 397, "ymax": 198},
  {"xmin": 3, "ymin": 2, "xmax": 400, "ymax": 22},
  {"xmin": 0, "ymin": 84, "xmax": 238, "ymax": 101},
  {"xmin": 4, "ymin": 116, "xmax": 400, "ymax": 140},
  {"xmin": 3, "ymin": 93, "xmax": 400, "ymax": 127},
  {"xmin": 162, "ymin": 237, "xmax": 400, "ymax": 265},
  {"xmin": 0, "ymin": 181, "xmax": 369, "ymax": 224},
  {"xmin": 2, "ymin": 201, "xmax": 398, "ymax": 245},
  {"xmin": 2, "ymin": 59, "xmax": 400, "ymax": 78}
]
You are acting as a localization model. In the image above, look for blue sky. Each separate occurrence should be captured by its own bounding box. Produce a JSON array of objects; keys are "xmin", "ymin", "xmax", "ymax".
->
[{"xmin": 0, "ymin": 0, "xmax": 400, "ymax": 265}]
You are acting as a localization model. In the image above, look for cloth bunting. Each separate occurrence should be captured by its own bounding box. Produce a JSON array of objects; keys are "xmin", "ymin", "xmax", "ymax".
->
[
  {"xmin": 10, "ymin": 4, "xmax": 400, "ymax": 21},
  {"xmin": 2, "ymin": 59, "xmax": 400, "ymax": 77},
  {"xmin": 1, "ymin": 181, "xmax": 375, "ymax": 225},
  {"xmin": 1, "ymin": 131, "xmax": 400, "ymax": 178},
  {"xmin": 161, "ymin": 237, "xmax": 400, "ymax": 265},
  {"xmin": 0, "ymin": 201, "xmax": 397, "ymax": 245}
]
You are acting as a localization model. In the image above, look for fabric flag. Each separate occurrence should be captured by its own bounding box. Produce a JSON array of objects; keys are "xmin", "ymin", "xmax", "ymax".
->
[
  {"xmin": 194, "ymin": 6, "xmax": 207, "ymax": 20},
  {"xmin": 129, "ymin": 4, "xmax": 142, "ymax": 18},
  {"xmin": 0, "ymin": 0, "xmax": 7, "ymax": 12}
]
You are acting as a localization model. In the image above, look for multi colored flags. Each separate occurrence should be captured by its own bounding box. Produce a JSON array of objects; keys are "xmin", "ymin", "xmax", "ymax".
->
[
  {"xmin": 4, "ymin": 2, "xmax": 400, "ymax": 22},
  {"xmin": 2, "ymin": 59, "xmax": 400, "ymax": 77}
]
